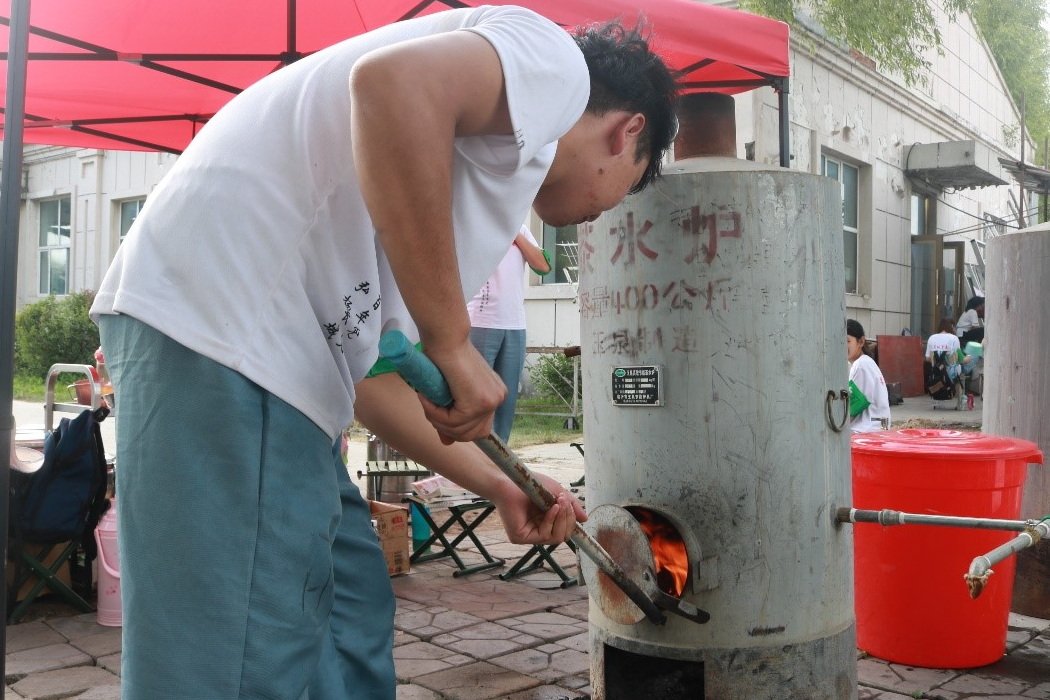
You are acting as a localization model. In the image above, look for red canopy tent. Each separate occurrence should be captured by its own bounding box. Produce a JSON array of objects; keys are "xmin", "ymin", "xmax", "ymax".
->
[
  {"xmin": 0, "ymin": 0, "xmax": 789, "ymax": 665},
  {"xmin": 0, "ymin": 0, "xmax": 790, "ymax": 155}
]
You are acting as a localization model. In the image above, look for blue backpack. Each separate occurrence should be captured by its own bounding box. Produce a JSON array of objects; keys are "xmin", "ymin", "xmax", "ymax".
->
[{"xmin": 9, "ymin": 407, "xmax": 111, "ymax": 554}]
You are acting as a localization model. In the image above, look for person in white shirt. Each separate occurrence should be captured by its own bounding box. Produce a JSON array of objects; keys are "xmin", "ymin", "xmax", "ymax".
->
[
  {"xmin": 928, "ymin": 317, "xmax": 979, "ymax": 409},
  {"xmin": 89, "ymin": 8, "xmax": 679, "ymax": 699},
  {"xmin": 926, "ymin": 317, "xmax": 961, "ymax": 361},
  {"xmin": 956, "ymin": 296, "xmax": 985, "ymax": 345},
  {"xmin": 847, "ymin": 319, "xmax": 891, "ymax": 432},
  {"xmin": 468, "ymin": 225, "xmax": 551, "ymax": 442}
]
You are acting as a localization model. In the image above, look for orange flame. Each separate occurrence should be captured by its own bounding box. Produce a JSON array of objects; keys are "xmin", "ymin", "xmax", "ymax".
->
[{"xmin": 631, "ymin": 508, "xmax": 688, "ymax": 597}]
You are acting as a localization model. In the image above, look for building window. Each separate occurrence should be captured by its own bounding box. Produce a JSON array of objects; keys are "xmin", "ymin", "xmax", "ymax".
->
[
  {"xmin": 38, "ymin": 197, "xmax": 71, "ymax": 296},
  {"xmin": 910, "ymin": 194, "xmax": 929, "ymax": 236},
  {"xmin": 119, "ymin": 198, "xmax": 145, "ymax": 244},
  {"xmin": 822, "ymin": 155, "xmax": 859, "ymax": 294},
  {"xmin": 981, "ymin": 213, "xmax": 1006, "ymax": 242},
  {"xmin": 540, "ymin": 223, "xmax": 579, "ymax": 286}
]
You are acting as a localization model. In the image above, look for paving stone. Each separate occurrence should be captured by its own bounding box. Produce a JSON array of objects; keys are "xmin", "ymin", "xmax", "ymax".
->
[
  {"xmin": 5, "ymin": 622, "xmax": 65, "ymax": 654},
  {"xmin": 558, "ymin": 674, "xmax": 589, "ymax": 691},
  {"xmin": 938, "ymin": 645, "xmax": 1050, "ymax": 697},
  {"xmin": 1011, "ymin": 613, "xmax": 1050, "ymax": 634},
  {"xmin": 96, "ymin": 652, "xmax": 121, "ymax": 676},
  {"xmin": 11, "ymin": 666, "xmax": 119, "ymax": 700},
  {"xmin": 395, "ymin": 576, "xmax": 565, "ymax": 621},
  {"xmin": 395, "ymin": 606, "xmax": 487, "ymax": 639},
  {"xmin": 396, "ymin": 684, "xmax": 443, "ymax": 700},
  {"xmin": 1022, "ymin": 681, "xmax": 1050, "ymax": 698},
  {"xmin": 552, "ymin": 599, "xmax": 589, "ymax": 622},
  {"xmin": 395, "ymin": 628, "xmax": 422, "ymax": 647},
  {"xmin": 503, "ymin": 684, "xmax": 586, "ymax": 699},
  {"xmin": 856, "ymin": 656, "xmax": 960, "ymax": 696},
  {"xmin": 982, "ymin": 642, "xmax": 1050, "ymax": 684},
  {"xmin": 413, "ymin": 660, "xmax": 539, "ymax": 700},
  {"xmin": 72, "ymin": 685, "xmax": 123, "ymax": 700},
  {"xmin": 5, "ymin": 643, "xmax": 92, "ymax": 680},
  {"xmin": 489, "ymin": 644, "xmax": 589, "ymax": 683},
  {"xmin": 69, "ymin": 627, "xmax": 122, "ymax": 658},
  {"xmin": 501, "ymin": 612, "xmax": 585, "ymax": 642},
  {"xmin": 857, "ymin": 689, "xmax": 914, "ymax": 699},
  {"xmin": 44, "ymin": 615, "xmax": 110, "ymax": 643},
  {"xmin": 394, "ymin": 641, "xmax": 473, "ymax": 681},
  {"xmin": 552, "ymin": 631, "xmax": 588, "ymax": 653},
  {"xmin": 431, "ymin": 621, "xmax": 540, "ymax": 660}
]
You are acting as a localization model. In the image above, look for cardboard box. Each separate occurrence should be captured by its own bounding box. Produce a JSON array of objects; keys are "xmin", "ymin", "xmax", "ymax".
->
[{"xmin": 369, "ymin": 500, "xmax": 410, "ymax": 576}]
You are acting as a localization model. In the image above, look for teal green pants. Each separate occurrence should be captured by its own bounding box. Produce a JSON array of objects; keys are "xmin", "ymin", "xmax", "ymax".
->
[{"xmin": 99, "ymin": 314, "xmax": 395, "ymax": 700}]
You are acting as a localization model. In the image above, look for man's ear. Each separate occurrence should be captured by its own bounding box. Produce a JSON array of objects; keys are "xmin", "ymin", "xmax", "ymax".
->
[{"xmin": 610, "ymin": 113, "xmax": 647, "ymax": 156}]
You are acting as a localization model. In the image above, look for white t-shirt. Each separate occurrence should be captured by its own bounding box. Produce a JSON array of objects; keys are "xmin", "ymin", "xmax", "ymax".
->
[
  {"xmin": 467, "ymin": 225, "xmax": 538, "ymax": 330},
  {"xmin": 90, "ymin": 7, "xmax": 589, "ymax": 439},
  {"xmin": 925, "ymin": 332, "xmax": 960, "ymax": 360},
  {"xmin": 956, "ymin": 309, "xmax": 982, "ymax": 336},
  {"xmin": 849, "ymin": 354, "xmax": 891, "ymax": 433}
]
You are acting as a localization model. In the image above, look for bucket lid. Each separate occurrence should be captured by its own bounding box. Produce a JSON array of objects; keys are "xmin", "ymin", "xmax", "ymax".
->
[{"xmin": 852, "ymin": 429, "xmax": 1043, "ymax": 464}]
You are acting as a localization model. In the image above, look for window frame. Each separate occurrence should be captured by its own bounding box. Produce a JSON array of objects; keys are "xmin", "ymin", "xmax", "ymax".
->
[
  {"xmin": 37, "ymin": 196, "xmax": 72, "ymax": 297},
  {"xmin": 540, "ymin": 223, "xmax": 580, "ymax": 287},
  {"xmin": 118, "ymin": 197, "xmax": 146, "ymax": 245},
  {"xmin": 822, "ymin": 154, "xmax": 860, "ymax": 295}
]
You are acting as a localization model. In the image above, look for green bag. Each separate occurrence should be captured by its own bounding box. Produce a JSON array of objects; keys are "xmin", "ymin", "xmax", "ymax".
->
[{"xmin": 848, "ymin": 379, "xmax": 871, "ymax": 418}]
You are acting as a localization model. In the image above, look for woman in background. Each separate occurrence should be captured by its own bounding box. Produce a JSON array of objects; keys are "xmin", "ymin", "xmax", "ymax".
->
[
  {"xmin": 847, "ymin": 319, "xmax": 891, "ymax": 432},
  {"xmin": 956, "ymin": 296, "xmax": 985, "ymax": 345}
]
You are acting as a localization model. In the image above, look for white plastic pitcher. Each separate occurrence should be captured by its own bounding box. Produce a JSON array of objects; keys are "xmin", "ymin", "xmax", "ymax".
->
[{"xmin": 93, "ymin": 501, "xmax": 122, "ymax": 627}]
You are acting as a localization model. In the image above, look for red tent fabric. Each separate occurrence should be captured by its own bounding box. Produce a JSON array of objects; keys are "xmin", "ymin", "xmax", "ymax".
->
[{"xmin": 0, "ymin": 0, "xmax": 789, "ymax": 154}]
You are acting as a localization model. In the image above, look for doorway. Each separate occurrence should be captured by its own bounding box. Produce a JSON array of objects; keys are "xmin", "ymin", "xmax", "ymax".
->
[{"xmin": 910, "ymin": 236, "xmax": 965, "ymax": 340}]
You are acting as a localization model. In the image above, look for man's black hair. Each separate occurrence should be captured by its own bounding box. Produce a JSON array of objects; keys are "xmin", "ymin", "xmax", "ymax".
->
[{"xmin": 573, "ymin": 20, "xmax": 679, "ymax": 194}]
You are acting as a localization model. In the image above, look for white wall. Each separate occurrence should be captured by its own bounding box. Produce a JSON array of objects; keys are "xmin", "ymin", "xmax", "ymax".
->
[
  {"xmin": 16, "ymin": 145, "xmax": 176, "ymax": 308},
  {"xmin": 728, "ymin": 3, "xmax": 1022, "ymax": 339}
]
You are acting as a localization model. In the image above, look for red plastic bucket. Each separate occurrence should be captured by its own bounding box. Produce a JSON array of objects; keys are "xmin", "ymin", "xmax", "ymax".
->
[{"xmin": 851, "ymin": 429, "xmax": 1042, "ymax": 668}]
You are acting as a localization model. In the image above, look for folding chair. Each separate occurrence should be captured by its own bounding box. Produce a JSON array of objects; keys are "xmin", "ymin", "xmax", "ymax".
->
[
  {"xmin": 7, "ymin": 539, "xmax": 94, "ymax": 623},
  {"xmin": 405, "ymin": 494, "xmax": 505, "ymax": 577},
  {"xmin": 499, "ymin": 539, "xmax": 579, "ymax": 588},
  {"xmin": 8, "ymin": 444, "xmax": 94, "ymax": 622},
  {"xmin": 7, "ymin": 402, "xmax": 110, "ymax": 623}
]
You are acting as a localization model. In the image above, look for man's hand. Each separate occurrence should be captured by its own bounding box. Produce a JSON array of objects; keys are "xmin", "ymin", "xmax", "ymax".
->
[
  {"xmin": 419, "ymin": 340, "xmax": 506, "ymax": 445},
  {"xmin": 488, "ymin": 472, "xmax": 586, "ymax": 545}
]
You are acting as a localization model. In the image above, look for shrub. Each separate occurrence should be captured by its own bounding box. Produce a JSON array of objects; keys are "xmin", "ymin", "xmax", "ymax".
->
[
  {"xmin": 15, "ymin": 291, "xmax": 100, "ymax": 378},
  {"xmin": 528, "ymin": 352, "xmax": 582, "ymax": 406}
]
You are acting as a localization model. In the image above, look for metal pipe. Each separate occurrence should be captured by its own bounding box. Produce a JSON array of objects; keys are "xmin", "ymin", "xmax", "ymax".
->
[
  {"xmin": 836, "ymin": 506, "xmax": 1037, "ymax": 532},
  {"xmin": 838, "ymin": 507, "xmax": 1050, "ymax": 600},
  {"xmin": 965, "ymin": 521, "xmax": 1050, "ymax": 599}
]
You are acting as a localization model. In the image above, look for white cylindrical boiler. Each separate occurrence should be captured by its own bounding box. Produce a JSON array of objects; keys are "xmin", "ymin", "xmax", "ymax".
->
[{"xmin": 581, "ymin": 157, "xmax": 856, "ymax": 699}]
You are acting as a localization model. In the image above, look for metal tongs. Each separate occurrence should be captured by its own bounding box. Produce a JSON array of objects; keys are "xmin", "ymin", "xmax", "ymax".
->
[{"xmin": 380, "ymin": 331, "xmax": 709, "ymax": 626}]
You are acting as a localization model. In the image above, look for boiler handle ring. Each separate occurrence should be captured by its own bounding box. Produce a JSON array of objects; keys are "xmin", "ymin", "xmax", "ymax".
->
[{"xmin": 826, "ymin": 389, "xmax": 849, "ymax": 433}]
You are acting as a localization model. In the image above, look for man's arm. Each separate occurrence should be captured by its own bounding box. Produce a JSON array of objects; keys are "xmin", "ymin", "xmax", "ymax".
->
[
  {"xmin": 514, "ymin": 231, "xmax": 552, "ymax": 275},
  {"xmin": 350, "ymin": 31, "xmax": 514, "ymax": 443},
  {"xmin": 354, "ymin": 373, "xmax": 585, "ymax": 544}
]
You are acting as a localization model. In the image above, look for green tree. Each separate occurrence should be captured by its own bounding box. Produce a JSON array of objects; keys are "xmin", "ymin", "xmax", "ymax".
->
[
  {"xmin": 15, "ymin": 291, "xmax": 100, "ymax": 378},
  {"xmin": 741, "ymin": 0, "xmax": 1050, "ymax": 166},
  {"xmin": 970, "ymin": 0, "xmax": 1050, "ymax": 163},
  {"xmin": 740, "ymin": 0, "xmax": 974, "ymax": 85}
]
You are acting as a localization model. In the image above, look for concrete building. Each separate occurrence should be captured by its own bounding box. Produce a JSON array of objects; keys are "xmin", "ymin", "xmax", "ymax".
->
[{"xmin": 524, "ymin": 2, "xmax": 1036, "ymax": 347}]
